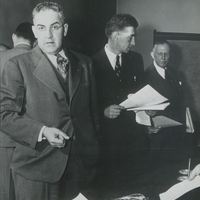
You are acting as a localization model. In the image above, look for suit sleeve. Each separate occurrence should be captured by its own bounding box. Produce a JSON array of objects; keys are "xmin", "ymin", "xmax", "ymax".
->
[
  {"xmin": 88, "ymin": 58, "xmax": 100, "ymax": 133},
  {"xmin": 0, "ymin": 59, "xmax": 44, "ymax": 148}
]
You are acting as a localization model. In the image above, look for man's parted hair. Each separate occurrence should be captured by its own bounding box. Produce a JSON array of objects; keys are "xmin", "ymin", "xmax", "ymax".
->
[
  {"xmin": 14, "ymin": 22, "xmax": 35, "ymax": 43},
  {"xmin": 32, "ymin": 1, "xmax": 65, "ymax": 24},
  {"xmin": 105, "ymin": 14, "xmax": 138, "ymax": 38}
]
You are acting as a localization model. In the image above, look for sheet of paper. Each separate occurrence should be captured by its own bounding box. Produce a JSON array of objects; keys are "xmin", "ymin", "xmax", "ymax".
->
[
  {"xmin": 152, "ymin": 115, "xmax": 182, "ymax": 128},
  {"xmin": 159, "ymin": 175, "xmax": 200, "ymax": 200},
  {"xmin": 72, "ymin": 193, "xmax": 88, "ymax": 200},
  {"xmin": 120, "ymin": 84, "xmax": 168, "ymax": 109},
  {"xmin": 127, "ymin": 102, "xmax": 170, "ymax": 111},
  {"xmin": 135, "ymin": 111, "xmax": 151, "ymax": 126},
  {"xmin": 186, "ymin": 107, "xmax": 194, "ymax": 133}
]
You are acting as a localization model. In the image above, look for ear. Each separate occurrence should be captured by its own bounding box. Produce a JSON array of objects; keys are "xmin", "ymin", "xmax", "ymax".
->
[
  {"xmin": 63, "ymin": 23, "xmax": 68, "ymax": 36},
  {"xmin": 150, "ymin": 51, "xmax": 154, "ymax": 59},
  {"xmin": 12, "ymin": 33, "xmax": 16, "ymax": 42},
  {"xmin": 111, "ymin": 31, "xmax": 118, "ymax": 40},
  {"xmin": 32, "ymin": 25, "xmax": 38, "ymax": 39}
]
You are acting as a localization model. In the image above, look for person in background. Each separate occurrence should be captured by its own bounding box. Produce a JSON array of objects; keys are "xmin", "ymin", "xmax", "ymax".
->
[
  {"xmin": 0, "ymin": 2, "xmax": 99, "ymax": 200},
  {"xmin": 0, "ymin": 44, "xmax": 10, "ymax": 51},
  {"xmin": 92, "ymin": 13, "xmax": 149, "ymax": 184},
  {"xmin": 0, "ymin": 21, "xmax": 35, "ymax": 200},
  {"xmin": 0, "ymin": 22, "xmax": 35, "ymax": 73},
  {"xmin": 145, "ymin": 40, "xmax": 194, "ymax": 167}
]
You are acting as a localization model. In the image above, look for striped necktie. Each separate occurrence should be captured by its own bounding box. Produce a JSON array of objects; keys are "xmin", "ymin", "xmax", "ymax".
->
[{"xmin": 115, "ymin": 55, "xmax": 122, "ymax": 82}]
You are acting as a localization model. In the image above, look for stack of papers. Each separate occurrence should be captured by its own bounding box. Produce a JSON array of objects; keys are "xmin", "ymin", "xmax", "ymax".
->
[
  {"xmin": 159, "ymin": 175, "xmax": 200, "ymax": 200},
  {"xmin": 120, "ymin": 84, "xmax": 169, "ymax": 110}
]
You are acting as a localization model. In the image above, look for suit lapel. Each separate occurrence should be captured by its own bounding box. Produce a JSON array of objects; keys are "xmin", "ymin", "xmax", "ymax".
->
[
  {"xmin": 32, "ymin": 47, "xmax": 66, "ymax": 97},
  {"xmin": 67, "ymin": 51, "xmax": 82, "ymax": 102}
]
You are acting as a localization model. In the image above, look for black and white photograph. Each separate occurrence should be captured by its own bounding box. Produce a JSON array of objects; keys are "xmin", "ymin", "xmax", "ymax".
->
[{"xmin": 1, "ymin": 0, "xmax": 200, "ymax": 200}]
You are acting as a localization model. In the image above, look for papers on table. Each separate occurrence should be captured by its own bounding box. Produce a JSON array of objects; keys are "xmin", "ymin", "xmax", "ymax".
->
[
  {"xmin": 120, "ymin": 84, "xmax": 168, "ymax": 110},
  {"xmin": 159, "ymin": 175, "xmax": 200, "ymax": 200},
  {"xmin": 72, "ymin": 193, "xmax": 88, "ymax": 200}
]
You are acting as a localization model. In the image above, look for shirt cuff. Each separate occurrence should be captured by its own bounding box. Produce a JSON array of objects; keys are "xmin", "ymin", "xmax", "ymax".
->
[{"xmin": 38, "ymin": 126, "xmax": 47, "ymax": 142}]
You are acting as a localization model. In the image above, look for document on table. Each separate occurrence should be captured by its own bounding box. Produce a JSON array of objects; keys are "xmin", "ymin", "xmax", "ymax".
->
[
  {"xmin": 72, "ymin": 193, "xmax": 88, "ymax": 200},
  {"xmin": 120, "ymin": 84, "xmax": 168, "ymax": 110},
  {"xmin": 159, "ymin": 175, "xmax": 200, "ymax": 200}
]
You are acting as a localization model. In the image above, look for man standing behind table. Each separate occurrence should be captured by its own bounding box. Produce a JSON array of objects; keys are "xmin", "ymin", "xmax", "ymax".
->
[
  {"xmin": 145, "ymin": 40, "xmax": 194, "ymax": 166},
  {"xmin": 0, "ymin": 2, "xmax": 99, "ymax": 200},
  {"xmin": 0, "ymin": 21, "xmax": 35, "ymax": 200},
  {"xmin": 92, "ymin": 14, "xmax": 149, "ymax": 182}
]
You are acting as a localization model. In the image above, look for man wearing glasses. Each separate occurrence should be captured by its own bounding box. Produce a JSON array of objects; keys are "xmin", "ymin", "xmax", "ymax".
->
[
  {"xmin": 0, "ymin": 2, "xmax": 99, "ymax": 200},
  {"xmin": 145, "ymin": 40, "xmax": 194, "ymax": 170}
]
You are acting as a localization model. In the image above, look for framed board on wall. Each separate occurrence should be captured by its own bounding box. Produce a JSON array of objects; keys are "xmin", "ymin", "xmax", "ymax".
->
[{"xmin": 154, "ymin": 30, "xmax": 200, "ymax": 123}]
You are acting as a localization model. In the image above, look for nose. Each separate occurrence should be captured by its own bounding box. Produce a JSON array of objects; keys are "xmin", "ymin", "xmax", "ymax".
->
[
  {"xmin": 131, "ymin": 37, "xmax": 135, "ymax": 46},
  {"xmin": 45, "ymin": 28, "xmax": 53, "ymax": 38},
  {"xmin": 161, "ymin": 54, "xmax": 167, "ymax": 60}
]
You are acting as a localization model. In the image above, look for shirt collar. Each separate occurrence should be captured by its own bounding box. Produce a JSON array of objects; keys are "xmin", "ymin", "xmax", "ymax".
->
[
  {"xmin": 14, "ymin": 42, "xmax": 31, "ymax": 47},
  {"xmin": 45, "ymin": 49, "xmax": 67, "ymax": 68},
  {"xmin": 153, "ymin": 60, "xmax": 166, "ymax": 79},
  {"xmin": 105, "ymin": 44, "xmax": 121, "ymax": 70}
]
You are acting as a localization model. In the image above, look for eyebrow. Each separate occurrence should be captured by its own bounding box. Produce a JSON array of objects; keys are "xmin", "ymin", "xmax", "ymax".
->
[{"xmin": 36, "ymin": 22, "xmax": 61, "ymax": 27}]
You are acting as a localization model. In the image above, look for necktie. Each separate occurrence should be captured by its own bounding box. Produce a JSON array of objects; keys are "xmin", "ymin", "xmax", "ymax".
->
[
  {"xmin": 165, "ymin": 69, "xmax": 172, "ymax": 84},
  {"xmin": 115, "ymin": 55, "xmax": 122, "ymax": 81},
  {"xmin": 56, "ymin": 53, "xmax": 69, "ymax": 80}
]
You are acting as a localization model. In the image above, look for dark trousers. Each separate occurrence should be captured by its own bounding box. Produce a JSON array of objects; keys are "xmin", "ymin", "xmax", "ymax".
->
[
  {"xmin": 0, "ymin": 147, "xmax": 15, "ymax": 200},
  {"xmin": 12, "ymin": 140, "xmax": 95, "ymax": 200}
]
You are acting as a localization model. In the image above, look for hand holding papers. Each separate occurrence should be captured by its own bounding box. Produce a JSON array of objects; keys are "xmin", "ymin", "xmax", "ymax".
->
[
  {"xmin": 120, "ymin": 84, "xmax": 169, "ymax": 110},
  {"xmin": 120, "ymin": 85, "xmax": 170, "ymax": 126}
]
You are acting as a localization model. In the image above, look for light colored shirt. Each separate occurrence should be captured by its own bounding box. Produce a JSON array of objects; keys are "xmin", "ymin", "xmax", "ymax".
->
[
  {"xmin": 14, "ymin": 42, "xmax": 31, "ymax": 47},
  {"xmin": 153, "ymin": 60, "xmax": 166, "ymax": 79},
  {"xmin": 104, "ymin": 44, "xmax": 121, "ymax": 70}
]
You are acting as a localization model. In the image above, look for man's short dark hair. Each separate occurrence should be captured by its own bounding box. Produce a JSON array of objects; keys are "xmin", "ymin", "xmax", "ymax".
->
[
  {"xmin": 105, "ymin": 14, "xmax": 138, "ymax": 38},
  {"xmin": 14, "ymin": 22, "xmax": 35, "ymax": 43}
]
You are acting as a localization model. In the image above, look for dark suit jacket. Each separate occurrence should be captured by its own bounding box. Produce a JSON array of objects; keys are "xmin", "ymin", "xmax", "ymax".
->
[
  {"xmin": 92, "ymin": 49, "xmax": 147, "ymax": 151},
  {"xmin": 145, "ymin": 63, "xmax": 186, "ymax": 126},
  {"xmin": 0, "ymin": 45, "xmax": 99, "ymax": 183},
  {"xmin": 0, "ymin": 44, "xmax": 32, "ymax": 147},
  {"xmin": 92, "ymin": 49, "xmax": 145, "ymax": 118}
]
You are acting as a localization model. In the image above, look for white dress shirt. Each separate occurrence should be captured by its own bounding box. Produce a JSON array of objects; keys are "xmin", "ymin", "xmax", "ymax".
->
[
  {"xmin": 104, "ymin": 44, "xmax": 122, "ymax": 70},
  {"xmin": 153, "ymin": 60, "xmax": 166, "ymax": 79}
]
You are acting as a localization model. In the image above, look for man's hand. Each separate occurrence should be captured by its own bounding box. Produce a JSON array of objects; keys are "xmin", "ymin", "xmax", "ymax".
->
[
  {"xmin": 147, "ymin": 126, "xmax": 161, "ymax": 134},
  {"xmin": 104, "ymin": 104, "xmax": 125, "ymax": 119},
  {"xmin": 145, "ymin": 110, "xmax": 157, "ymax": 117},
  {"xmin": 43, "ymin": 127, "xmax": 69, "ymax": 148},
  {"xmin": 188, "ymin": 164, "xmax": 200, "ymax": 180}
]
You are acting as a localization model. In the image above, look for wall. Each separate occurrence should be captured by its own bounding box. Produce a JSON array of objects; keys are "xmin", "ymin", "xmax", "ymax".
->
[
  {"xmin": 0, "ymin": 0, "xmax": 116, "ymax": 55},
  {"xmin": 117, "ymin": 0, "xmax": 200, "ymax": 68}
]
